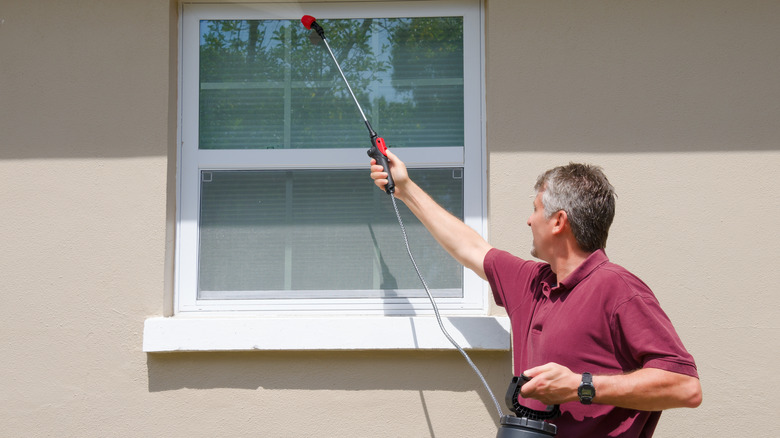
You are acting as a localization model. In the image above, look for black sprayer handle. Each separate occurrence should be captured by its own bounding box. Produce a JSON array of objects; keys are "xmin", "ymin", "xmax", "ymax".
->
[
  {"xmin": 504, "ymin": 375, "xmax": 561, "ymax": 421},
  {"xmin": 367, "ymin": 133, "xmax": 395, "ymax": 195}
]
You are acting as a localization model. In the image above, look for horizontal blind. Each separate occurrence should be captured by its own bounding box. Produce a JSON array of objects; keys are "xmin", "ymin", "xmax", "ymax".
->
[{"xmin": 198, "ymin": 169, "xmax": 464, "ymax": 299}]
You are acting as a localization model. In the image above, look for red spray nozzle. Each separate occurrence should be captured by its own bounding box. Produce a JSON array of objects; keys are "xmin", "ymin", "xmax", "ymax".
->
[
  {"xmin": 301, "ymin": 15, "xmax": 317, "ymax": 30},
  {"xmin": 301, "ymin": 14, "xmax": 325, "ymax": 39}
]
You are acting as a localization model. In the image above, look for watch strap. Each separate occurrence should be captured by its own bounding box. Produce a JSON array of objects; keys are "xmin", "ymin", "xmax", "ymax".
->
[{"xmin": 582, "ymin": 372, "xmax": 592, "ymax": 384}]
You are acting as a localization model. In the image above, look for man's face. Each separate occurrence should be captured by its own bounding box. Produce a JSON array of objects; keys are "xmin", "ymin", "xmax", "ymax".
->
[{"xmin": 527, "ymin": 191, "xmax": 553, "ymax": 260}]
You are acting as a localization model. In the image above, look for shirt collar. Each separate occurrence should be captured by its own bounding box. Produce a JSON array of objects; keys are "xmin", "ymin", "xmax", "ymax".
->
[{"xmin": 553, "ymin": 249, "xmax": 609, "ymax": 293}]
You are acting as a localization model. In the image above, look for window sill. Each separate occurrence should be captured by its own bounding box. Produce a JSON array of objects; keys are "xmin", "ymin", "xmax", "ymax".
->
[{"xmin": 143, "ymin": 315, "xmax": 510, "ymax": 352}]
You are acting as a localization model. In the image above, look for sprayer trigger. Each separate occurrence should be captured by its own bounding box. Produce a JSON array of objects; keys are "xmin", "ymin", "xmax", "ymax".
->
[{"xmin": 376, "ymin": 137, "xmax": 388, "ymax": 156}]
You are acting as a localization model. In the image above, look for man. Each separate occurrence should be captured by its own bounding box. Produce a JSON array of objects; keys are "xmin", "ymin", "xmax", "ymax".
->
[{"xmin": 370, "ymin": 151, "xmax": 702, "ymax": 437}]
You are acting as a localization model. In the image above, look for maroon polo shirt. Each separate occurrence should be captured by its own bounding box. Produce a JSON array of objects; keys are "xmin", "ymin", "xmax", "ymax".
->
[{"xmin": 484, "ymin": 248, "xmax": 698, "ymax": 438}]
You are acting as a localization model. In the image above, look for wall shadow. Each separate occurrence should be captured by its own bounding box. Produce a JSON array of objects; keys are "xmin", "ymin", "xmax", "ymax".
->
[{"xmin": 147, "ymin": 349, "xmax": 511, "ymax": 425}]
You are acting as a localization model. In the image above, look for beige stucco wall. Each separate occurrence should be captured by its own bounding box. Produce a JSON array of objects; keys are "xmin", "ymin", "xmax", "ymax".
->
[{"xmin": 1, "ymin": 0, "xmax": 778, "ymax": 437}]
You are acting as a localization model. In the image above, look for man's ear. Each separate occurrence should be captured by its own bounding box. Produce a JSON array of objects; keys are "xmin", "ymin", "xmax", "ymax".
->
[{"xmin": 551, "ymin": 210, "xmax": 568, "ymax": 235}]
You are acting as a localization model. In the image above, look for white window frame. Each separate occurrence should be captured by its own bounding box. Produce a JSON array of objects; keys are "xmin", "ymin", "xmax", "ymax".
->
[
  {"xmin": 144, "ymin": 0, "xmax": 510, "ymax": 352},
  {"xmin": 176, "ymin": 0, "xmax": 488, "ymax": 317}
]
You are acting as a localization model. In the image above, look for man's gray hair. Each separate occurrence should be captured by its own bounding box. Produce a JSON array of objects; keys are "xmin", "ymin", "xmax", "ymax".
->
[{"xmin": 535, "ymin": 163, "xmax": 616, "ymax": 253}]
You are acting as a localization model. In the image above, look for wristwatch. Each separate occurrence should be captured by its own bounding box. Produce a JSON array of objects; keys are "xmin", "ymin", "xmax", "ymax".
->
[{"xmin": 578, "ymin": 372, "xmax": 596, "ymax": 405}]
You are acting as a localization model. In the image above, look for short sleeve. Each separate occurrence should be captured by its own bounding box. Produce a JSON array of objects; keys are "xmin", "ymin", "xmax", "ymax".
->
[
  {"xmin": 611, "ymin": 294, "xmax": 699, "ymax": 378},
  {"xmin": 483, "ymin": 248, "xmax": 548, "ymax": 314}
]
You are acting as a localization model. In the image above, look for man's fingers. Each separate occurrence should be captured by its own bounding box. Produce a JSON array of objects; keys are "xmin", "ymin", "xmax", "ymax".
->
[{"xmin": 523, "ymin": 363, "xmax": 554, "ymax": 379}]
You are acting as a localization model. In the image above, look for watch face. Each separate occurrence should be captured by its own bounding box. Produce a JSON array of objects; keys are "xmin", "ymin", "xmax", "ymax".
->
[{"xmin": 579, "ymin": 387, "xmax": 595, "ymax": 397}]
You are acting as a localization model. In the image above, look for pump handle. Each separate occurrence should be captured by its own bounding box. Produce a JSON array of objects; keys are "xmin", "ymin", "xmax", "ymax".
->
[{"xmin": 504, "ymin": 375, "xmax": 561, "ymax": 421}]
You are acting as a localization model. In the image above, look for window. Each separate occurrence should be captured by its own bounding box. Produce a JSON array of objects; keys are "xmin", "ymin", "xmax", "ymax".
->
[{"xmin": 177, "ymin": 1, "xmax": 486, "ymax": 316}]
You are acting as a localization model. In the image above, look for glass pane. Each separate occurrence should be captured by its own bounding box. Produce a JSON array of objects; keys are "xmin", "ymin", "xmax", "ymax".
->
[
  {"xmin": 199, "ymin": 17, "xmax": 464, "ymax": 150},
  {"xmin": 198, "ymin": 169, "xmax": 464, "ymax": 299}
]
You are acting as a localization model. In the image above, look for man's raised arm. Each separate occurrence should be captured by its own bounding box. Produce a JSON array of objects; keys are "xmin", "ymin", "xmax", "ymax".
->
[{"xmin": 370, "ymin": 150, "xmax": 493, "ymax": 280}]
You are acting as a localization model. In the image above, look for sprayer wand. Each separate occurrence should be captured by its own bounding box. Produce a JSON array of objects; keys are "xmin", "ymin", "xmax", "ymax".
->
[{"xmin": 302, "ymin": 15, "xmax": 394, "ymax": 195}]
